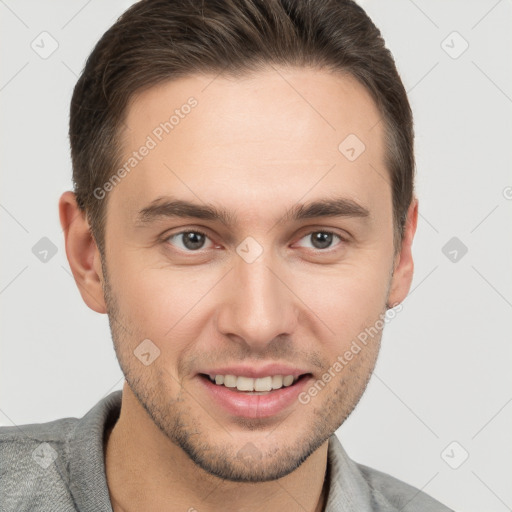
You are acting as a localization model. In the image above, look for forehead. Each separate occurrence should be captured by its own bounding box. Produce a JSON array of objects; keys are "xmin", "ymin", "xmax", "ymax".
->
[{"xmin": 111, "ymin": 67, "xmax": 388, "ymax": 224}]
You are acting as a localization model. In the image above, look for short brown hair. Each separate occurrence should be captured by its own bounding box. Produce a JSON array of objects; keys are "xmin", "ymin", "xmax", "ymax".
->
[{"xmin": 70, "ymin": 0, "xmax": 414, "ymax": 256}]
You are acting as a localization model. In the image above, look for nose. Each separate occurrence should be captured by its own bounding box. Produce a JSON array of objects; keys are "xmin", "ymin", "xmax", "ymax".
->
[{"xmin": 215, "ymin": 252, "xmax": 299, "ymax": 351}]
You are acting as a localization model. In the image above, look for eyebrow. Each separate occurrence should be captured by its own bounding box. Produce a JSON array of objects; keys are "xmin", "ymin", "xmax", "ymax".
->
[{"xmin": 134, "ymin": 195, "xmax": 370, "ymax": 228}]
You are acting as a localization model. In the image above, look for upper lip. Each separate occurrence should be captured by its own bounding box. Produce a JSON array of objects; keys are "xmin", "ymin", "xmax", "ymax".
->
[{"xmin": 198, "ymin": 364, "xmax": 310, "ymax": 379}]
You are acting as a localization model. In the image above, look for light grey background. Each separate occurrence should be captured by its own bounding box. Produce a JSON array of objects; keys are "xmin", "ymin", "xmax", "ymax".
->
[{"xmin": 1, "ymin": 1, "xmax": 511, "ymax": 511}]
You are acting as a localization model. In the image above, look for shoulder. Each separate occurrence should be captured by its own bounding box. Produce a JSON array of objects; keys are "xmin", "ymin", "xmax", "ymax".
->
[
  {"xmin": 0, "ymin": 417, "xmax": 79, "ymax": 510},
  {"xmin": 0, "ymin": 392, "xmax": 121, "ymax": 511},
  {"xmin": 0, "ymin": 415, "xmax": 78, "ymax": 443},
  {"xmin": 0, "ymin": 415, "xmax": 78, "ymax": 461},
  {"xmin": 355, "ymin": 461, "xmax": 454, "ymax": 512}
]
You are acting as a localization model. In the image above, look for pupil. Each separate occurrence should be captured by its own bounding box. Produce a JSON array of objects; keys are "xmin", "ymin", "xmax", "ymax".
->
[
  {"xmin": 312, "ymin": 232, "xmax": 332, "ymax": 249},
  {"xmin": 183, "ymin": 232, "xmax": 205, "ymax": 250}
]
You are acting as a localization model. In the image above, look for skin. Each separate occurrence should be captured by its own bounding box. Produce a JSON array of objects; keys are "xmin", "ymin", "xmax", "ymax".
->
[{"xmin": 59, "ymin": 66, "xmax": 418, "ymax": 512}]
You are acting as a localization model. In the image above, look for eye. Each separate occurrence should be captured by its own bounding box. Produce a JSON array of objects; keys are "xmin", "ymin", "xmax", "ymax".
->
[
  {"xmin": 295, "ymin": 231, "xmax": 344, "ymax": 250},
  {"xmin": 165, "ymin": 230, "xmax": 215, "ymax": 252}
]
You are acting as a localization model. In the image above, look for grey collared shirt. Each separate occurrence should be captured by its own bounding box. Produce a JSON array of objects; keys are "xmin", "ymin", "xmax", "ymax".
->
[{"xmin": 0, "ymin": 391, "xmax": 453, "ymax": 511}]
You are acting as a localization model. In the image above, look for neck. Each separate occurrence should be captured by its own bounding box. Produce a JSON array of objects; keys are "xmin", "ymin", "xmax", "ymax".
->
[{"xmin": 104, "ymin": 385, "xmax": 329, "ymax": 512}]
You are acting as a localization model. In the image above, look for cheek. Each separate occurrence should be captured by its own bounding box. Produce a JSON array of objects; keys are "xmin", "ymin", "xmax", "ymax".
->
[
  {"xmin": 292, "ymin": 257, "xmax": 390, "ymax": 350},
  {"xmin": 107, "ymin": 254, "xmax": 216, "ymax": 357}
]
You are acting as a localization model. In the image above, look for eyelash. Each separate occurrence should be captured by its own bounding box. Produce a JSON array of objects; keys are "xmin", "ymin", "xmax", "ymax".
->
[{"xmin": 162, "ymin": 228, "xmax": 346, "ymax": 253}]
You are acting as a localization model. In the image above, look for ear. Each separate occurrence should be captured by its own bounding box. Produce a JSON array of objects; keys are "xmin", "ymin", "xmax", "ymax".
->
[
  {"xmin": 59, "ymin": 191, "xmax": 107, "ymax": 314},
  {"xmin": 387, "ymin": 198, "xmax": 419, "ymax": 307}
]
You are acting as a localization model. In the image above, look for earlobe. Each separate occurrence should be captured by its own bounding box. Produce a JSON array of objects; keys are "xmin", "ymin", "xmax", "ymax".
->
[
  {"xmin": 387, "ymin": 198, "xmax": 419, "ymax": 308},
  {"xmin": 59, "ymin": 191, "xmax": 107, "ymax": 314}
]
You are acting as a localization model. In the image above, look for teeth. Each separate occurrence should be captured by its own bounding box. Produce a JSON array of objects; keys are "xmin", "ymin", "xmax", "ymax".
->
[
  {"xmin": 236, "ymin": 376, "xmax": 254, "ymax": 391},
  {"xmin": 254, "ymin": 376, "xmax": 272, "ymax": 392},
  {"xmin": 207, "ymin": 374, "xmax": 299, "ymax": 391},
  {"xmin": 283, "ymin": 375, "xmax": 294, "ymax": 386},
  {"xmin": 272, "ymin": 375, "xmax": 283, "ymax": 389},
  {"xmin": 224, "ymin": 375, "xmax": 237, "ymax": 388}
]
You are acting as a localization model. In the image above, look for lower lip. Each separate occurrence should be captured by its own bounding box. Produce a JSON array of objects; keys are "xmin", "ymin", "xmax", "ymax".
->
[{"xmin": 198, "ymin": 374, "xmax": 312, "ymax": 419}]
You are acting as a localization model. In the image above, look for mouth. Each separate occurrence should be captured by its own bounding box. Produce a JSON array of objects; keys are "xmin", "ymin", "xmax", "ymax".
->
[{"xmin": 197, "ymin": 371, "xmax": 314, "ymax": 419}]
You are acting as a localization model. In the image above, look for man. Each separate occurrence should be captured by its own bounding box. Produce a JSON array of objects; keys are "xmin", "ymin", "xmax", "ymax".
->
[{"xmin": 0, "ymin": 0, "xmax": 454, "ymax": 510}]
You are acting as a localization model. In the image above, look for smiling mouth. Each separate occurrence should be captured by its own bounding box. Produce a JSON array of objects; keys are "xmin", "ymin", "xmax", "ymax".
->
[{"xmin": 199, "ymin": 373, "xmax": 311, "ymax": 394}]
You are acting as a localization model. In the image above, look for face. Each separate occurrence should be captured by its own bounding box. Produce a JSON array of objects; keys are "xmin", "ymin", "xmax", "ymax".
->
[{"xmin": 98, "ymin": 67, "xmax": 399, "ymax": 482}]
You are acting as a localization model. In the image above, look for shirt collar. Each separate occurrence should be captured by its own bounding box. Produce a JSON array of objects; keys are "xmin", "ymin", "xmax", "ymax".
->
[
  {"xmin": 68, "ymin": 390, "xmax": 121, "ymax": 512},
  {"xmin": 324, "ymin": 433, "xmax": 373, "ymax": 511}
]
